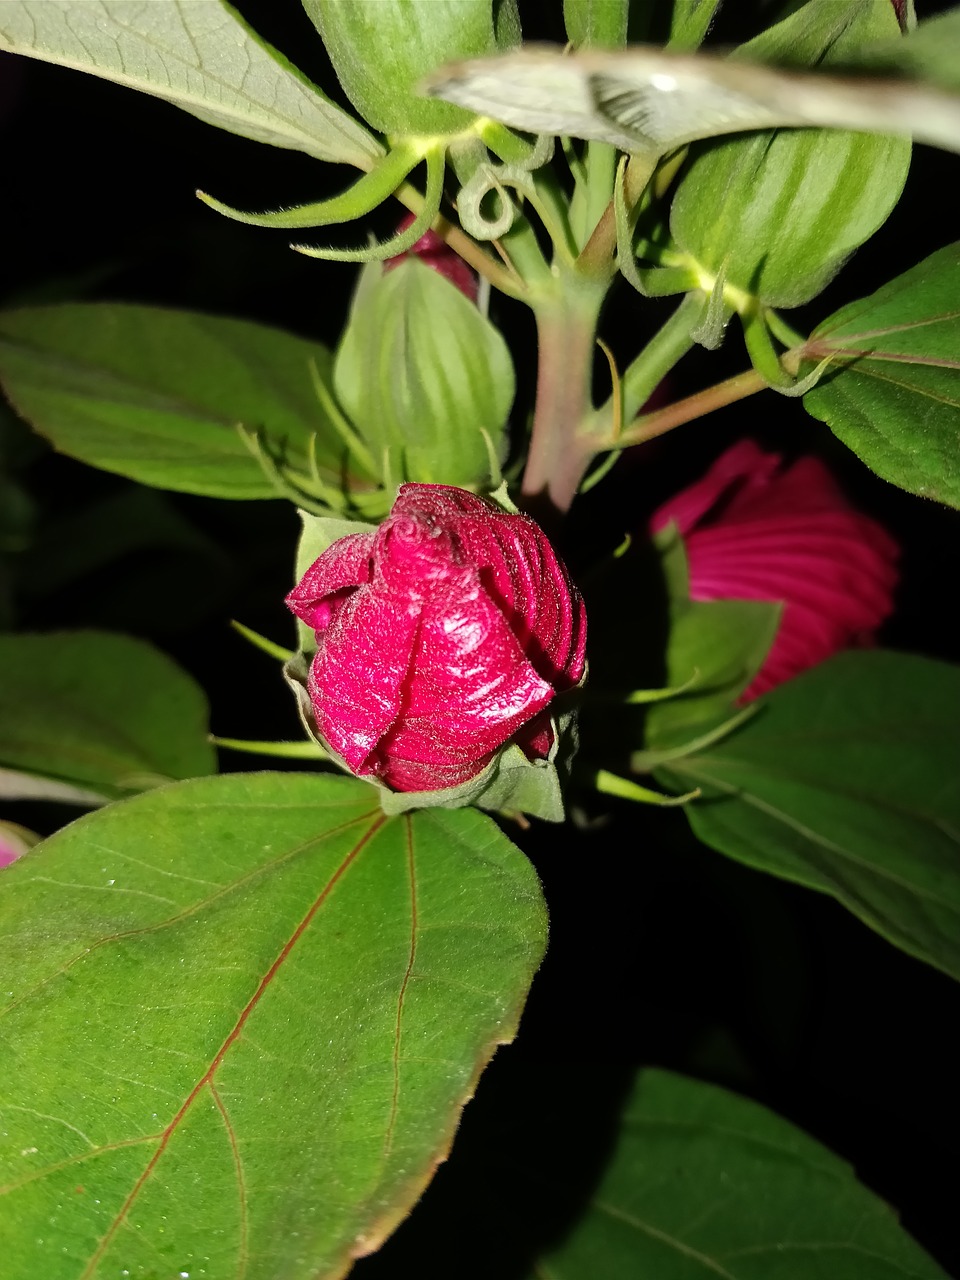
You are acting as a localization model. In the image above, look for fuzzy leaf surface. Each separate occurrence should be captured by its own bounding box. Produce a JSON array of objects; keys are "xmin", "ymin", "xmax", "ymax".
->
[
  {"xmin": 661, "ymin": 651, "xmax": 960, "ymax": 982},
  {"xmin": 0, "ymin": 305, "xmax": 354, "ymax": 500},
  {"xmin": 0, "ymin": 630, "xmax": 215, "ymax": 803},
  {"xmin": 528, "ymin": 1069, "xmax": 948, "ymax": 1279},
  {"xmin": 802, "ymin": 241, "xmax": 960, "ymax": 507},
  {"xmin": 0, "ymin": 772, "xmax": 547, "ymax": 1279},
  {"xmin": 0, "ymin": 0, "xmax": 380, "ymax": 166}
]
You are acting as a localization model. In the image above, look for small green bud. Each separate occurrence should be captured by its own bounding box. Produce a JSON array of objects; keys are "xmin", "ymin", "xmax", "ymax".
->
[
  {"xmin": 333, "ymin": 257, "xmax": 514, "ymax": 489},
  {"xmin": 304, "ymin": 0, "xmax": 521, "ymax": 136}
]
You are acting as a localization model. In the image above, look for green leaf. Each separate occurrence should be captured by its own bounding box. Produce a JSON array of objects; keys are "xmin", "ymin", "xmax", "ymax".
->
[
  {"xmin": 333, "ymin": 260, "xmax": 513, "ymax": 487},
  {"xmin": 670, "ymin": 0, "xmax": 910, "ymax": 307},
  {"xmin": 0, "ymin": 304, "xmax": 365, "ymax": 500},
  {"xmin": 0, "ymin": 0, "xmax": 381, "ymax": 168},
  {"xmin": 801, "ymin": 242, "xmax": 960, "ymax": 508},
  {"xmin": 668, "ymin": 0, "xmax": 723, "ymax": 50},
  {"xmin": 530, "ymin": 1069, "xmax": 948, "ymax": 1279},
  {"xmin": 0, "ymin": 771, "xmax": 546, "ymax": 1280},
  {"xmin": 0, "ymin": 630, "xmax": 215, "ymax": 804},
  {"xmin": 660, "ymin": 651, "xmax": 960, "ymax": 983}
]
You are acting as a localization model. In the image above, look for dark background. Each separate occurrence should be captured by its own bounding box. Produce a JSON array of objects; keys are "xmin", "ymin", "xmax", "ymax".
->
[{"xmin": 1, "ymin": 1, "xmax": 958, "ymax": 1274}]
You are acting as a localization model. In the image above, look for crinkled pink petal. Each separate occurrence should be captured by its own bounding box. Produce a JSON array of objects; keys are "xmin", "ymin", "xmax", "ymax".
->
[
  {"xmin": 394, "ymin": 485, "xmax": 587, "ymax": 689},
  {"xmin": 286, "ymin": 531, "xmax": 375, "ymax": 634}
]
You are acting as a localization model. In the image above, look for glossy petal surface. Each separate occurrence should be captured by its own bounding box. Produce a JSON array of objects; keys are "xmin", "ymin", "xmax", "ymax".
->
[{"xmin": 288, "ymin": 485, "xmax": 586, "ymax": 791}]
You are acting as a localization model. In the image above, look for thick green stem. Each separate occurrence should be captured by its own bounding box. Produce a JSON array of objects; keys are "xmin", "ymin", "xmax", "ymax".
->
[{"xmin": 520, "ymin": 276, "xmax": 608, "ymax": 518}]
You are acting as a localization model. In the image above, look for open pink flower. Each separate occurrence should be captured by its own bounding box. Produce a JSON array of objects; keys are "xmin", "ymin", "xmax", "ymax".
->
[
  {"xmin": 385, "ymin": 214, "xmax": 478, "ymax": 302},
  {"xmin": 651, "ymin": 440, "xmax": 899, "ymax": 700},
  {"xmin": 287, "ymin": 484, "xmax": 586, "ymax": 792}
]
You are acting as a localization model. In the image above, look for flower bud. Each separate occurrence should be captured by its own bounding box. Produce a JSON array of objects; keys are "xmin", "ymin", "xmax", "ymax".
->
[
  {"xmin": 651, "ymin": 441, "xmax": 899, "ymax": 700},
  {"xmin": 286, "ymin": 484, "xmax": 586, "ymax": 793},
  {"xmin": 333, "ymin": 257, "xmax": 512, "ymax": 489}
]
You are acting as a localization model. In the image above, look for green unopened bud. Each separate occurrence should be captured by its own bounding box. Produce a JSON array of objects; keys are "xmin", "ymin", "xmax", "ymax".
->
[
  {"xmin": 333, "ymin": 258, "xmax": 514, "ymax": 489},
  {"xmin": 304, "ymin": 0, "xmax": 521, "ymax": 136},
  {"xmin": 669, "ymin": 0, "xmax": 910, "ymax": 307}
]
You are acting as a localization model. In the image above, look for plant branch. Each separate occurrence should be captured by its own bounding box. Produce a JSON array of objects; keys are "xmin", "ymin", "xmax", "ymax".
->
[
  {"xmin": 602, "ymin": 368, "xmax": 768, "ymax": 451},
  {"xmin": 520, "ymin": 277, "xmax": 608, "ymax": 519}
]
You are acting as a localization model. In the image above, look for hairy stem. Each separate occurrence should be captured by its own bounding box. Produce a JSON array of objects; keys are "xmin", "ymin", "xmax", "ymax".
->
[{"xmin": 520, "ymin": 276, "xmax": 608, "ymax": 520}]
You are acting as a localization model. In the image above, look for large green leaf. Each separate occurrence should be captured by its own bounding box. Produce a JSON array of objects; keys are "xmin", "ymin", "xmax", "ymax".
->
[
  {"xmin": 0, "ymin": 0, "xmax": 380, "ymax": 168},
  {"xmin": 660, "ymin": 651, "xmax": 960, "ymax": 982},
  {"xmin": 0, "ymin": 630, "xmax": 216, "ymax": 805},
  {"xmin": 529, "ymin": 1069, "xmax": 948, "ymax": 1279},
  {"xmin": 0, "ymin": 771, "xmax": 547, "ymax": 1279},
  {"xmin": 0, "ymin": 304, "xmax": 362, "ymax": 499},
  {"xmin": 802, "ymin": 242, "xmax": 960, "ymax": 508}
]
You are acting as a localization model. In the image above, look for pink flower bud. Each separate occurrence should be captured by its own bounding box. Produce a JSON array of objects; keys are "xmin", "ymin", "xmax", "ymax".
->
[
  {"xmin": 651, "ymin": 440, "xmax": 899, "ymax": 701},
  {"xmin": 385, "ymin": 214, "xmax": 479, "ymax": 302},
  {"xmin": 287, "ymin": 484, "xmax": 586, "ymax": 792}
]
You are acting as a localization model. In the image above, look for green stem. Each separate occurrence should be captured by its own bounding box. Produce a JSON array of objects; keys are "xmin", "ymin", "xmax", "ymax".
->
[
  {"xmin": 520, "ymin": 274, "xmax": 609, "ymax": 518},
  {"xmin": 607, "ymin": 368, "xmax": 768, "ymax": 451},
  {"xmin": 578, "ymin": 149, "xmax": 658, "ymax": 278}
]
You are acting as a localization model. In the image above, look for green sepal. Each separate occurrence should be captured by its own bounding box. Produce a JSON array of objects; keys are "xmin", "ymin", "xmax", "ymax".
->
[
  {"xmin": 196, "ymin": 141, "xmax": 423, "ymax": 229},
  {"xmin": 564, "ymin": 0, "xmax": 629, "ymax": 48},
  {"xmin": 742, "ymin": 309, "xmax": 833, "ymax": 396},
  {"xmin": 689, "ymin": 263, "xmax": 732, "ymax": 350},
  {"xmin": 210, "ymin": 736, "xmax": 327, "ymax": 760},
  {"xmin": 593, "ymin": 769, "xmax": 699, "ymax": 807},
  {"xmin": 292, "ymin": 144, "xmax": 446, "ymax": 261}
]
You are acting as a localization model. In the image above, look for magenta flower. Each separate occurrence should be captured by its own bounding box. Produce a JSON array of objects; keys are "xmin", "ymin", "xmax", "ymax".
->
[
  {"xmin": 287, "ymin": 484, "xmax": 586, "ymax": 792},
  {"xmin": 651, "ymin": 440, "xmax": 899, "ymax": 701},
  {"xmin": 385, "ymin": 214, "xmax": 478, "ymax": 302}
]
